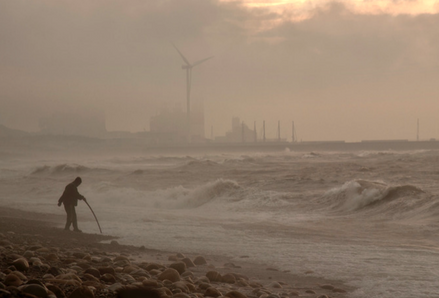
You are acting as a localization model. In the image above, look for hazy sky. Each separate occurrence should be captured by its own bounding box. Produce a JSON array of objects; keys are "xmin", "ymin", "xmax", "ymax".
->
[{"xmin": 1, "ymin": 0, "xmax": 439, "ymax": 141}]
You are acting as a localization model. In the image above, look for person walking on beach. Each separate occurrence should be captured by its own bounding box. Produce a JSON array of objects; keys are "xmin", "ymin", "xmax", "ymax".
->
[{"xmin": 58, "ymin": 177, "xmax": 86, "ymax": 232}]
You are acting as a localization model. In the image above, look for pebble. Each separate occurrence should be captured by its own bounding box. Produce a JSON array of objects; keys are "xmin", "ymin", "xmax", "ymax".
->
[
  {"xmin": 172, "ymin": 281, "xmax": 190, "ymax": 293},
  {"xmin": 169, "ymin": 261, "xmax": 187, "ymax": 274},
  {"xmin": 225, "ymin": 290, "xmax": 248, "ymax": 298},
  {"xmin": 69, "ymin": 285, "xmax": 95, "ymax": 298},
  {"xmin": 108, "ymin": 282, "xmax": 125, "ymax": 292},
  {"xmin": 193, "ymin": 256, "xmax": 207, "ymax": 265},
  {"xmin": 122, "ymin": 265, "xmax": 138, "ymax": 274},
  {"xmin": 19, "ymin": 284, "xmax": 48, "ymax": 298},
  {"xmin": 23, "ymin": 250, "xmax": 35, "ymax": 258},
  {"xmin": 206, "ymin": 270, "xmax": 222, "ymax": 282},
  {"xmin": 99, "ymin": 267, "xmax": 116, "ymax": 275},
  {"xmin": 48, "ymin": 267, "xmax": 62, "ymax": 276},
  {"xmin": 140, "ymin": 262, "xmax": 164, "ymax": 272},
  {"xmin": 173, "ymin": 293, "xmax": 191, "ymax": 298},
  {"xmin": 84, "ymin": 268, "xmax": 101, "ymax": 278},
  {"xmin": 46, "ymin": 284, "xmax": 65, "ymax": 297},
  {"xmin": 101, "ymin": 273, "xmax": 117, "ymax": 283},
  {"xmin": 205, "ymin": 286, "xmax": 222, "ymax": 297},
  {"xmin": 181, "ymin": 257, "xmax": 195, "ymax": 268},
  {"xmin": 12, "ymin": 257, "xmax": 29, "ymax": 272},
  {"xmin": 158, "ymin": 268, "xmax": 181, "ymax": 282},
  {"xmin": 4, "ymin": 273, "xmax": 23, "ymax": 287},
  {"xmin": 319, "ymin": 284, "xmax": 334, "ymax": 290}
]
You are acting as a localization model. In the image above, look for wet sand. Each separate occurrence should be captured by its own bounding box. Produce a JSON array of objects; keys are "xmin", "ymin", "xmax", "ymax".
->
[{"xmin": 0, "ymin": 207, "xmax": 352, "ymax": 297}]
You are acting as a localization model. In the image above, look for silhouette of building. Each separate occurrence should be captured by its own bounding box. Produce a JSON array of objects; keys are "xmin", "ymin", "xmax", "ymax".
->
[
  {"xmin": 149, "ymin": 102, "xmax": 205, "ymax": 143},
  {"xmin": 215, "ymin": 117, "xmax": 255, "ymax": 143}
]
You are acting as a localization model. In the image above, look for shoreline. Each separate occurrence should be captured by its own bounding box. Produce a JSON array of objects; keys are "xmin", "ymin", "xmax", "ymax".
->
[
  {"xmin": 2, "ymin": 134, "xmax": 439, "ymax": 160},
  {"xmin": 0, "ymin": 206, "xmax": 353, "ymax": 297}
]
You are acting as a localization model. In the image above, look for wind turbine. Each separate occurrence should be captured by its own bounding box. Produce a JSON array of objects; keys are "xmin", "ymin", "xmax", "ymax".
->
[{"xmin": 173, "ymin": 44, "xmax": 213, "ymax": 142}]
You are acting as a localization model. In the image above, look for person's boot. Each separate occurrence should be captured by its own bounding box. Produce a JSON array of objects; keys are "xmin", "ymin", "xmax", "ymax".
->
[{"xmin": 73, "ymin": 229, "xmax": 82, "ymax": 233}]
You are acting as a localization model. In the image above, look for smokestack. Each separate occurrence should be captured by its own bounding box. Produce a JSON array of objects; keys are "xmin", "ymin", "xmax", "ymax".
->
[
  {"xmin": 263, "ymin": 121, "xmax": 266, "ymax": 142},
  {"xmin": 254, "ymin": 121, "xmax": 257, "ymax": 142},
  {"xmin": 292, "ymin": 121, "xmax": 295, "ymax": 142}
]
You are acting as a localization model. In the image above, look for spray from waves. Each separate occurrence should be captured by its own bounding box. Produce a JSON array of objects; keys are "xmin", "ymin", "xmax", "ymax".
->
[
  {"xmin": 319, "ymin": 179, "xmax": 435, "ymax": 219},
  {"xmin": 176, "ymin": 159, "xmax": 221, "ymax": 170},
  {"xmin": 108, "ymin": 155, "xmax": 197, "ymax": 165},
  {"xmin": 89, "ymin": 179, "xmax": 242, "ymax": 210},
  {"xmin": 29, "ymin": 164, "xmax": 113, "ymax": 176},
  {"xmin": 157, "ymin": 180, "xmax": 294, "ymax": 211},
  {"xmin": 156, "ymin": 179, "xmax": 242, "ymax": 209},
  {"xmin": 222, "ymin": 155, "xmax": 257, "ymax": 165},
  {"xmin": 89, "ymin": 179, "xmax": 293, "ymax": 213},
  {"xmin": 301, "ymin": 152, "xmax": 321, "ymax": 159}
]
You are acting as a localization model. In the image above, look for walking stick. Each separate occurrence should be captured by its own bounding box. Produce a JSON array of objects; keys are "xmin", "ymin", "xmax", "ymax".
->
[{"xmin": 84, "ymin": 199, "xmax": 102, "ymax": 234}]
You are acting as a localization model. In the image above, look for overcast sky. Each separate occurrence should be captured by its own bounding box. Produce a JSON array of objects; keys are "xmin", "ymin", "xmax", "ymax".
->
[{"xmin": 1, "ymin": 0, "xmax": 438, "ymax": 141}]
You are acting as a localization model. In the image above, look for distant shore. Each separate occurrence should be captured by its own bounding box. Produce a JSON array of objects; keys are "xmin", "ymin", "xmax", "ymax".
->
[
  {"xmin": 0, "ymin": 206, "xmax": 352, "ymax": 297},
  {"xmin": 2, "ymin": 133, "xmax": 439, "ymax": 158}
]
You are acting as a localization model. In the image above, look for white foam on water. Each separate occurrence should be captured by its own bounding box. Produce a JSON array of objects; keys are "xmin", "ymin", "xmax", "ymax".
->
[{"xmin": 1, "ymin": 150, "xmax": 439, "ymax": 298}]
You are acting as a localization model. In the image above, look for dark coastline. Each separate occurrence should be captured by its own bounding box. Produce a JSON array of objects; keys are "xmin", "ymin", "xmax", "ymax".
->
[{"xmin": 2, "ymin": 134, "xmax": 439, "ymax": 157}]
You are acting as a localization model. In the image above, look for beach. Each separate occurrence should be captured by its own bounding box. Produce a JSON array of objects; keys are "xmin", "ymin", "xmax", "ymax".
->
[{"xmin": 0, "ymin": 206, "xmax": 350, "ymax": 298}]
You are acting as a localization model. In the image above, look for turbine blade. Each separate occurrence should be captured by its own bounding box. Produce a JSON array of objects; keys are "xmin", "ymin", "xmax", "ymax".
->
[
  {"xmin": 192, "ymin": 56, "xmax": 214, "ymax": 67},
  {"xmin": 172, "ymin": 43, "xmax": 191, "ymax": 66}
]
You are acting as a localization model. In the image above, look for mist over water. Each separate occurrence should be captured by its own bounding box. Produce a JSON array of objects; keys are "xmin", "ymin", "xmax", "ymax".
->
[{"xmin": 1, "ymin": 148, "xmax": 439, "ymax": 298}]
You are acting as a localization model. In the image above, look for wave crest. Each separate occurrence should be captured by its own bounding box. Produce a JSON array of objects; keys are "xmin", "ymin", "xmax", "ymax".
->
[
  {"xmin": 323, "ymin": 180, "xmax": 425, "ymax": 212},
  {"xmin": 148, "ymin": 179, "xmax": 242, "ymax": 209},
  {"xmin": 185, "ymin": 179, "xmax": 241, "ymax": 207},
  {"xmin": 30, "ymin": 164, "xmax": 110, "ymax": 175},
  {"xmin": 31, "ymin": 164, "xmax": 90, "ymax": 175},
  {"xmin": 178, "ymin": 160, "xmax": 220, "ymax": 170}
]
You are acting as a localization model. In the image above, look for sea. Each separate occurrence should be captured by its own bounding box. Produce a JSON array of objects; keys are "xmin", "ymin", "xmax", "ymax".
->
[{"xmin": 1, "ymin": 145, "xmax": 439, "ymax": 298}]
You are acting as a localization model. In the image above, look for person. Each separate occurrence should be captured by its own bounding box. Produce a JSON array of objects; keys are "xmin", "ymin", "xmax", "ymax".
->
[{"xmin": 58, "ymin": 176, "xmax": 86, "ymax": 232}]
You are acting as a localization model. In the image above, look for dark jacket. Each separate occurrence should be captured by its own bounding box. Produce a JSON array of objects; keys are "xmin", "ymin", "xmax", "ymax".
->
[{"xmin": 58, "ymin": 182, "xmax": 85, "ymax": 206}]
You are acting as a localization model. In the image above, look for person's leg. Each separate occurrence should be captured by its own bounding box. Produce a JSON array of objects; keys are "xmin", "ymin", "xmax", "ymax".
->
[
  {"xmin": 72, "ymin": 207, "xmax": 81, "ymax": 232},
  {"xmin": 64, "ymin": 204, "xmax": 73, "ymax": 230}
]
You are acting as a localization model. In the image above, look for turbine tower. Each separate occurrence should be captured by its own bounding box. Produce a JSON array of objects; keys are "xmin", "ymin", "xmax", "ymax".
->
[{"xmin": 173, "ymin": 44, "xmax": 213, "ymax": 142}]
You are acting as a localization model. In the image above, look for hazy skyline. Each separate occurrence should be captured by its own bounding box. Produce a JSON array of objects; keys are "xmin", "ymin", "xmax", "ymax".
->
[{"xmin": 1, "ymin": 0, "xmax": 438, "ymax": 142}]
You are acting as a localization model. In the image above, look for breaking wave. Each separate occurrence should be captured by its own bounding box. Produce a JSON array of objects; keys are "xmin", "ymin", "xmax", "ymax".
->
[
  {"xmin": 154, "ymin": 179, "xmax": 242, "ymax": 209},
  {"xmin": 223, "ymin": 155, "xmax": 257, "ymax": 165},
  {"xmin": 91, "ymin": 179, "xmax": 243, "ymax": 210},
  {"xmin": 158, "ymin": 180, "xmax": 293, "ymax": 210},
  {"xmin": 30, "ymin": 164, "xmax": 111, "ymax": 175},
  {"xmin": 301, "ymin": 152, "xmax": 321, "ymax": 159},
  {"xmin": 92, "ymin": 178, "xmax": 292, "ymax": 213},
  {"xmin": 177, "ymin": 159, "xmax": 221, "ymax": 170},
  {"xmin": 108, "ymin": 155, "xmax": 196, "ymax": 165},
  {"xmin": 320, "ymin": 179, "xmax": 432, "ymax": 218}
]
